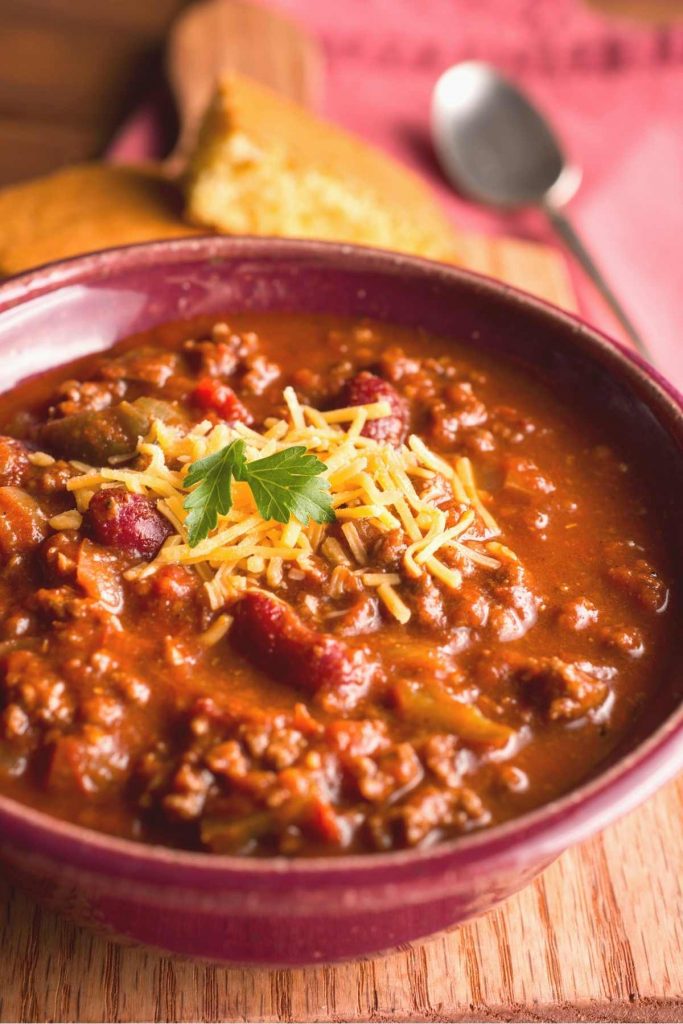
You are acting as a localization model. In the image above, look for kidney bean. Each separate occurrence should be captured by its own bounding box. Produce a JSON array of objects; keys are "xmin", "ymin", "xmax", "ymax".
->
[
  {"xmin": 231, "ymin": 590, "xmax": 380, "ymax": 711},
  {"xmin": 340, "ymin": 372, "xmax": 408, "ymax": 446},
  {"xmin": 85, "ymin": 488, "xmax": 172, "ymax": 560}
]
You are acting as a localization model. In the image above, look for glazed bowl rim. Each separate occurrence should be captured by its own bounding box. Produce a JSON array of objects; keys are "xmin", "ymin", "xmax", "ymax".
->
[{"xmin": 0, "ymin": 234, "xmax": 680, "ymax": 885}]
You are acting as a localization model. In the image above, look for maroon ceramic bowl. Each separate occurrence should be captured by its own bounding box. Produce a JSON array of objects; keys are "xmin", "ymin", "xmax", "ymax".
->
[{"xmin": 0, "ymin": 237, "xmax": 681, "ymax": 965}]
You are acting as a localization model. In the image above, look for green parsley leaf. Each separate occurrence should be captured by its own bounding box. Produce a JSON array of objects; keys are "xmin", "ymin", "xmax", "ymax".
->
[
  {"xmin": 183, "ymin": 439, "xmax": 246, "ymax": 547},
  {"xmin": 238, "ymin": 445, "xmax": 336, "ymax": 526},
  {"xmin": 183, "ymin": 440, "xmax": 335, "ymax": 547}
]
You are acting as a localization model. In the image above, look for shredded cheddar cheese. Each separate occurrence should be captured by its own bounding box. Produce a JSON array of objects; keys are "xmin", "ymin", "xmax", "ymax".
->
[
  {"xmin": 66, "ymin": 388, "xmax": 507, "ymax": 619},
  {"xmin": 376, "ymin": 582, "xmax": 412, "ymax": 624}
]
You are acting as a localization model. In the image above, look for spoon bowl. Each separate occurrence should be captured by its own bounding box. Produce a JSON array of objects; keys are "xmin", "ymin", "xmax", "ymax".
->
[
  {"xmin": 431, "ymin": 61, "xmax": 581, "ymax": 208},
  {"xmin": 431, "ymin": 60, "xmax": 650, "ymax": 360}
]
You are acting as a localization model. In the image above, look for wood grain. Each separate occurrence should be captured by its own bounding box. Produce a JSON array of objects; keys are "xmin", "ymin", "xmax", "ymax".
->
[
  {"xmin": 0, "ymin": 4, "xmax": 680, "ymax": 1019},
  {"xmin": 0, "ymin": 0, "xmax": 678, "ymax": 186},
  {"xmin": 0, "ymin": 780, "xmax": 681, "ymax": 1022},
  {"xmin": 166, "ymin": 0, "xmax": 323, "ymax": 172},
  {"xmin": 588, "ymin": 0, "xmax": 683, "ymax": 21},
  {"xmin": 0, "ymin": 233, "xmax": 681, "ymax": 1023},
  {"xmin": 0, "ymin": 0, "xmax": 191, "ymax": 185}
]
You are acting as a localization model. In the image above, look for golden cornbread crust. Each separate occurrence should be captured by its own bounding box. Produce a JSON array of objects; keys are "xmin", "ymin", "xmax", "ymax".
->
[
  {"xmin": 0, "ymin": 164, "xmax": 199, "ymax": 277},
  {"xmin": 185, "ymin": 74, "xmax": 461, "ymax": 260}
]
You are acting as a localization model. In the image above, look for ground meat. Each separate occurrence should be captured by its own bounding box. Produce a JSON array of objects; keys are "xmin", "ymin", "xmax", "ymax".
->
[
  {"xmin": 371, "ymin": 528, "xmax": 407, "ymax": 570},
  {"xmin": 326, "ymin": 718, "xmax": 389, "ymax": 758},
  {"xmin": 41, "ymin": 531, "xmax": 124, "ymax": 615},
  {"xmin": 30, "ymin": 584, "xmax": 92, "ymax": 622},
  {"xmin": 377, "ymin": 346, "xmax": 421, "ymax": 383},
  {"xmin": 503, "ymin": 456, "xmax": 555, "ymax": 496},
  {"xmin": 99, "ymin": 347, "xmax": 179, "ymax": 388},
  {"xmin": 422, "ymin": 733, "xmax": 470, "ymax": 789},
  {"xmin": 598, "ymin": 624, "xmax": 645, "ymax": 657},
  {"xmin": 368, "ymin": 783, "xmax": 488, "ymax": 850},
  {"xmin": 31, "ymin": 459, "xmax": 78, "ymax": 495},
  {"xmin": 607, "ymin": 559, "xmax": 668, "ymax": 612},
  {"xmin": 80, "ymin": 693, "xmax": 125, "ymax": 729},
  {"xmin": 462, "ymin": 428, "xmax": 497, "ymax": 455},
  {"xmin": 428, "ymin": 383, "xmax": 488, "ymax": 448},
  {"xmin": 241, "ymin": 355, "xmax": 281, "ymax": 395},
  {"xmin": 137, "ymin": 696, "xmax": 487, "ymax": 856},
  {"xmin": 513, "ymin": 655, "xmax": 610, "ymax": 721},
  {"xmin": 1, "ymin": 650, "xmax": 74, "ymax": 736},
  {"xmin": 348, "ymin": 742, "xmax": 423, "ymax": 803},
  {"xmin": 491, "ymin": 406, "xmax": 537, "ymax": 445},
  {"xmin": 46, "ymin": 726, "xmax": 130, "ymax": 795},
  {"xmin": 411, "ymin": 573, "xmax": 448, "ymax": 630},
  {"xmin": 183, "ymin": 337, "xmax": 239, "ymax": 378},
  {"xmin": 0, "ymin": 609, "xmax": 36, "ymax": 640},
  {"xmin": 0, "ymin": 436, "xmax": 30, "ymax": 487},
  {"xmin": 134, "ymin": 564, "xmax": 202, "ymax": 621},
  {"xmin": 185, "ymin": 323, "xmax": 258, "ymax": 364},
  {"xmin": 488, "ymin": 562, "xmax": 539, "ymax": 642},
  {"xmin": 163, "ymin": 762, "xmax": 215, "ymax": 822},
  {"xmin": 289, "ymin": 367, "xmax": 325, "ymax": 404},
  {"xmin": 332, "ymin": 593, "xmax": 382, "ymax": 636},
  {"xmin": 140, "ymin": 699, "xmax": 341, "ymax": 853},
  {"xmin": 41, "ymin": 531, "xmax": 81, "ymax": 584},
  {"xmin": 445, "ymin": 382, "xmax": 488, "ymax": 426},
  {"xmin": 452, "ymin": 582, "xmax": 490, "ymax": 628},
  {"xmin": 556, "ymin": 598, "xmax": 599, "ymax": 631},
  {"xmin": 54, "ymin": 379, "xmax": 127, "ymax": 418}
]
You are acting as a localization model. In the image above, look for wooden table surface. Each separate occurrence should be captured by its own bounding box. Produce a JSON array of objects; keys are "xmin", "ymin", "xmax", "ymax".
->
[
  {"xmin": 1, "ymin": 779, "xmax": 681, "ymax": 1022},
  {"xmin": 0, "ymin": 223, "xmax": 680, "ymax": 1024},
  {"xmin": 0, "ymin": 3, "xmax": 681, "ymax": 1022},
  {"xmin": 0, "ymin": 0, "xmax": 680, "ymax": 187}
]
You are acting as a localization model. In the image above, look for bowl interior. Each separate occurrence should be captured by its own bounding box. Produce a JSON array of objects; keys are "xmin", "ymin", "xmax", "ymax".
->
[{"xmin": 0, "ymin": 237, "xmax": 681, "ymax": 858}]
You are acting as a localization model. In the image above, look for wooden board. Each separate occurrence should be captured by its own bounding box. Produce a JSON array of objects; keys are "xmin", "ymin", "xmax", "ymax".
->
[
  {"xmin": 0, "ymin": 0, "xmax": 672, "ymax": 187},
  {"xmin": 0, "ymin": 237, "xmax": 681, "ymax": 1023}
]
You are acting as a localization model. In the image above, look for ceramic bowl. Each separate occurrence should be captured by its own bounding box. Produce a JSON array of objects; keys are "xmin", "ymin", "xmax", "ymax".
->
[{"xmin": 0, "ymin": 237, "xmax": 681, "ymax": 964}]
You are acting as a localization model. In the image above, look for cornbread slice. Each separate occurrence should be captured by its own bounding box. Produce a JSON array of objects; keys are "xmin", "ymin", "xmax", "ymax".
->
[
  {"xmin": 185, "ymin": 74, "xmax": 461, "ymax": 260},
  {"xmin": 0, "ymin": 164, "xmax": 198, "ymax": 277}
]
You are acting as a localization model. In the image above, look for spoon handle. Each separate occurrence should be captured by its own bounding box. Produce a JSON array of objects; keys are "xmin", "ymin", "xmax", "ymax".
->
[{"xmin": 543, "ymin": 203, "xmax": 652, "ymax": 363}]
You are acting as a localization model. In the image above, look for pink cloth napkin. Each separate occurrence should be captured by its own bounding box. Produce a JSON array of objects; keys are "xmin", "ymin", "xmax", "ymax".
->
[{"xmin": 109, "ymin": 0, "xmax": 683, "ymax": 387}]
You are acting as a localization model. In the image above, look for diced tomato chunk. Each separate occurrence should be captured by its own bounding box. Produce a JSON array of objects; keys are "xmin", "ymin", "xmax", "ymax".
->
[
  {"xmin": 192, "ymin": 378, "xmax": 254, "ymax": 425},
  {"xmin": 0, "ymin": 486, "xmax": 48, "ymax": 560}
]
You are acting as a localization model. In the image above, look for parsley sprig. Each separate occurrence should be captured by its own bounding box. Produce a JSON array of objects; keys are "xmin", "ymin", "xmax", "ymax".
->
[{"xmin": 183, "ymin": 439, "xmax": 335, "ymax": 547}]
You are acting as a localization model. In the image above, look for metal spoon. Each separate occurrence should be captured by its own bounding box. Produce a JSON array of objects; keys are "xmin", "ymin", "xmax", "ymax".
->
[{"xmin": 431, "ymin": 61, "xmax": 651, "ymax": 361}]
